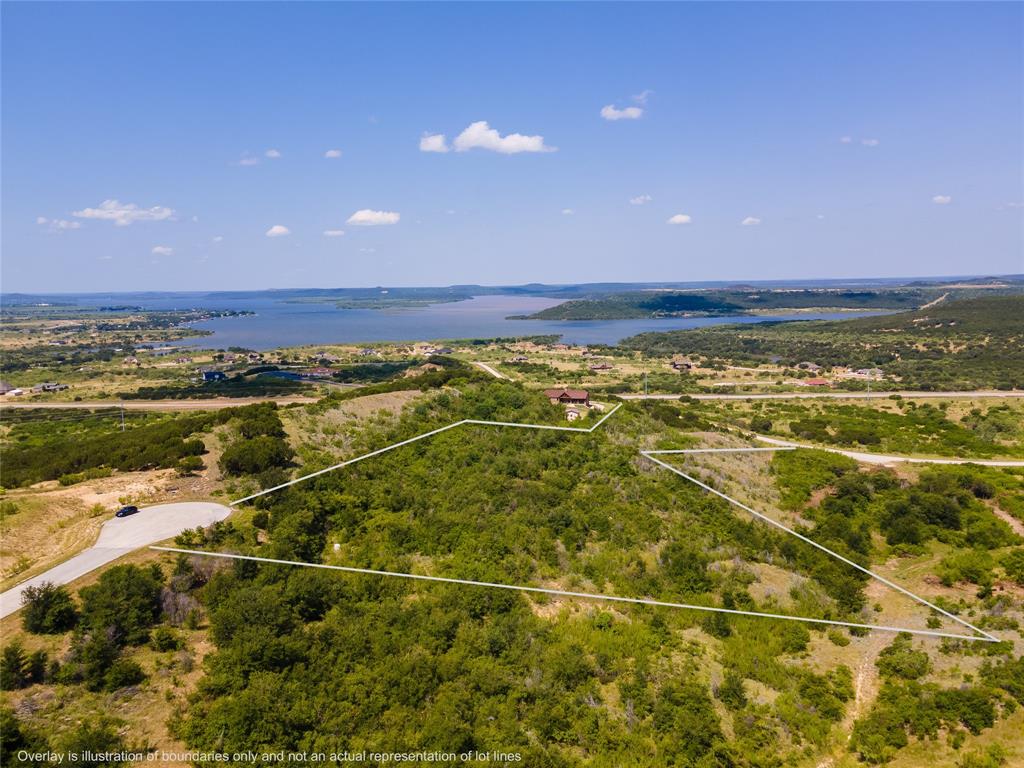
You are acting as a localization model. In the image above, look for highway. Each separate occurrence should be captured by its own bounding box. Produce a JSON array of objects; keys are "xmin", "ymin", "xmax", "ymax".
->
[{"xmin": 617, "ymin": 390, "xmax": 1023, "ymax": 401}]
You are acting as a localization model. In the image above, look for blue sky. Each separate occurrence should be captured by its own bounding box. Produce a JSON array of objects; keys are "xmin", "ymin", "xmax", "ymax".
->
[{"xmin": 2, "ymin": 1, "xmax": 1022, "ymax": 292}]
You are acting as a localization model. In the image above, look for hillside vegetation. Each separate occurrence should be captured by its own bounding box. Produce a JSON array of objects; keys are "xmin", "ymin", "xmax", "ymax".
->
[{"xmin": 623, "ymin": 296, "xmax": 1024, "ymax": 390}]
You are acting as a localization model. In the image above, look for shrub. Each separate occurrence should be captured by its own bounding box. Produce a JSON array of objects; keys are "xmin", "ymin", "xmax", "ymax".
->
[
  {"xmin": 21, "ymin": 582, "xmax": 79, "ymax": 634},
  {"xmin": 79, "ymin": 564, "xmax": 164, "ymax": 645},
  {"xmin": 150, "ymin": 626, "xmax": 182, "ymax": 652},
  {"xmin": 176, "ymin": 455, "xmax": 205, "ymax": 476},
  {"xmin": 219, "ymin": 436, "xmax": 294, "ymax": 477}
]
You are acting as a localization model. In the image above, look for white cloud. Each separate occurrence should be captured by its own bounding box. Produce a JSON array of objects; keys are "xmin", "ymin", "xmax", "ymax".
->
[
  {"xmin": 323, "ymin": 229, "xmax": 346, "ymax": 237},
  {"xmin": 667, "ymin": 214, "xmax": 692, "ymax": 225},
  {"xmin": 324, "ymin": 149, "xmax": 342, "ymax": 159},
  {"xmin": 453, "ymin": 121, "xmax": 554, "ymax": 154},
  {"xmin": 816, "ymin": 214, "xmax": 826, "ymax": 220},
  {"xmin": 212, "ymin": 235, "xmax": 224, "ymax": 243},
  {"xmin": 860, "ymin": 138, "xmax": 880, "ymax": 147},
  {"xmin": 151, "ymin": 245, "xmax": 173, "ymax": 256},
  {"xmin": 632, "ymin": 89, "xmax": 653, "ymax": 105},
  {"xmin": 419, "ymin": 133, "xmax": 449, "ymax": 153},
  {"xmin": 932, "ymin": 195, "xmax": 952, "ymax": 205},
  {"xmin": 346, "ymin": 209, "xmax": 400, "ymax": 226},
  {"xmin": 37, "ymin": 216, "xmax": 81, "ymax": 231},
  {"xmin": 601, "ymin": 104, "xmax": 643, "ymax": 121},
  {"xmin": 630, "ymin": 194, "xmax": 653, "ymax": 206},
  {"xmin": 359, "ymin": 247, "xmax": 376, "ymax": 253},
  {"xmin": 265, "ymin": 149, "xmax": 281, "ymax": 159},
  {"xmin": 839, "ymin": 136, "xmax": 853, "ymax": 144},
  {"xmin": 266, "ymin": 225, "xmax": 291, "ymax": 237},
  {"xmin": 238, "ymin": 155, "xmax": 260, "ymax": 166},
  {"xmin": 741, "ymin": 216, "xmax": 762, "ymax": 226},
  {"xmin": 562, "ymin": 208, "xmax": 575, "ymax": 215},
  {"xmin": 98, "ymin": 255, "xmax": 113, "ymax": 261},
  {"xmin": 72, "ymin": 199, "xmax": 175, "ymax": 227}
]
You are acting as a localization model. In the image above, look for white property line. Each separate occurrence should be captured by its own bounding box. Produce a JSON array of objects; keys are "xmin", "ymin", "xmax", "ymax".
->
[
  {"xmin": 642, "ymin": 447, "xmax": 997, "ymax": 643},
  {"xmin": 149, "ymin": 546, "xmax": 991, "ymax": 642},
  {"xmin": 230, "ymin": 403, "xmax": 623, "ymax": 506},
  {"xmin": 209, "ymin": 408, "xmax": 996, "ymax": 641}
]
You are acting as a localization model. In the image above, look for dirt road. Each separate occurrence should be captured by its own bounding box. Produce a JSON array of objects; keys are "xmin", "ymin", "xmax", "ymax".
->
[{"xmin": 754, "ymin": 435, "xmax": 1024, "ymax": 467}]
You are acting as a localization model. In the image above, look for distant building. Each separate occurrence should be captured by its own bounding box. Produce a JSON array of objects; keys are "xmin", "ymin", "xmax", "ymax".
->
[
  {"xmin": 589, "ymin": 363, "xmax": 614, "ymax": 372},
  {"xmin": 302, "ymin": 367, "xmax": 334, "ymax": 378},
  {"xmin": 803, "ymin": 377, "xmax": 830, "ymax": 387},
  {"xmin": 122, "ymin": 356, "xmax": 139, "ymax": 366},
  {"xmin": 433, "ymin": 347, "xmax": 454, "ymax": 355},
  {"xmin": 544, "ymin": 388, "xmax": 590, "ymax": 405},
  {"xmin": 176, "ymin": 356, "xmax": 193, "ymax": 364},
  {"xmin": 31, "ymin": 382, "xmax": 69, "ymax": 393},
  {"xmin": 565, "ymin": 407, "xmax": 582, "ymax": 421},
  {"xmin": 671, "ymin": 358, "xmax": 694, "ymax": 371},
  {"xmin": 0, "ymin": 381, "xmax": 13, "ymax": 394},
  {"xmin": 508, "ymin": 355, "xmax": 530, "ymax": 363},
  {"xmin": 202, "ymin": 370, "xmax": 228, "ymax": 382},
  {"xmin": 798, "ymin": 362, "xmax": 822, "ymax": 372}
]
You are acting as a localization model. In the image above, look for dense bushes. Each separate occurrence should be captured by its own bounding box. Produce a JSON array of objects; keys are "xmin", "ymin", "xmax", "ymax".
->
[
  {"xmin": 21, "ymin": 582, "xmax": 78, "ymax": 634},
  {"xmin": 79, "ymin": 564, "xmax": 164, "ymax": 646},
  {"xmin": 1, "ymin": 402, "xmax": 287, "ymax": 487}
]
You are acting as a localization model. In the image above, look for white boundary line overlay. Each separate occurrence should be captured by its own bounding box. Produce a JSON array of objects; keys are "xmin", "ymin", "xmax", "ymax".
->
[
  {"xmin": 200, "ymin": 402, "xmax": 996, "ymax": 642},
  {"xmin": 230, "ymin": 403, "xmax": 623, "ymax": 506},
  {"xmin": 642, "ymin": 447, "xmax": 996, "ymax": 643},
  {"xmin": 149, "ymin": 546, "xmax": 991, "ymax": 642}
]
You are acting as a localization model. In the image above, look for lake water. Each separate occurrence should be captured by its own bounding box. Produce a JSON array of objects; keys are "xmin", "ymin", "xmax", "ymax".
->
[{"xmin": 7, "ymin": 292, "xmax": 889, "ymax": 350}]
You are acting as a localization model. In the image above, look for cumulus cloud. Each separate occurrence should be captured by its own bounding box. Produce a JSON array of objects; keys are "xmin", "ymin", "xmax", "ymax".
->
[
  {"xmin": 347, "ymin": 209, "xmax": 400, "ymax": 226},
  {"xmin": 36, "ymin": 216, "xmax": 81, "ymax": 231},
  {"xmin": 601, "ymin": 104, "xmax": 643, "ymax": 121},
  {"xmin": 667, "ymin": 214, "xmax": 692, "ymax": 225},
  {"xmin": 238, "ymin": 155, "xmax": 260, "ymax": 166},
  {"xmin": 419, "ymin": 133, "xmax": 449, "ymax": 153},
  {"xmin": 632, "ymin": 89, "xmax": 653, "ymax": 105},
  {"xmin": 72, "ymin": 200, "xmax": 175, "ymax": 227},
  {"xmin": 323, "ymin": 229, "xmax": 346, "ymax": 237},
  {"xmin": 562, "ymin": 209, "xmax": 575, "ymax": 215},
  {"xmin": 861, "ymin": 138, "xmax": 880, "ymax": 147},
  {"xmin": 266, "ymin": 225, "xmax": 291, "ymax": 237},
  {"xmin": 932, "ymin": 195, "xmax": 952, "ymax": 205},
  {"xmin": 741, "ymin": 216, "xmax": 762, "ymax": 226},
  {"xmin": 265, "ymin": 149, "xmax": 282, "ymax": 159},
  {"xmin": 630, "ymin": 194, "xmax": 653, "ymax": 206},
  {"xmin": 452, "ymin": 121, "xmax": 554, "ymax": 154},
  {"xmin": 839, "ymin": 136, "xmax": 853, "ymax": 144},
  {"xmin": 324, "ymin": 149, "xmax": 342, "ymax": 158},
  {"xmin": 151, "ymin": 245, "xmax": 173, "ymax": 256},
  {"xmin": 212, "ymin": 235, "xmax": 224, "ymax": 243}
]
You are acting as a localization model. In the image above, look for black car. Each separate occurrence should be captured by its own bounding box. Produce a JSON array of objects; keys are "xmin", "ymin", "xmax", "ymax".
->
[{"xmin": 115, "ymin": 505, "xmax": 140, "ymax": 518}]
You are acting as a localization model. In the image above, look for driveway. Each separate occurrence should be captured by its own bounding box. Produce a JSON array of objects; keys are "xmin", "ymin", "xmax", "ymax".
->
[
  {"xmin": 0, "ymin": 501, "xmax": 231, "ymax": 618},
  {"xmin": 754, "ymin": 435, "xmax": 1024, "ymax": 467}
]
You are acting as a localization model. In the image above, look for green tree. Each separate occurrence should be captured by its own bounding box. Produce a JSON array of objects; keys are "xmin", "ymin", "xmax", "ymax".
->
[
  {"xmin": 79, "ymin": 564, "xmax": 164, "ymax": 645},
  {"xmin": 21, "ymin": 582, "xmax": 78, "ymax": 634}
]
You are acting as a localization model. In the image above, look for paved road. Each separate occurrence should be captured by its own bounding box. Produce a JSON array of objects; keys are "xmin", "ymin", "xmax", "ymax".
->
[
  {"xmin": 0, "ymin": 501, "xmax": 231, "ymax": 618},
  {"xmin": 617, "ymin": 390, "xmax": 1023, "ymax": 402},
  {"xmin": 0, "ymin": 396, "xmax": 318, "ymax": 412},
  {"xmin": 754, "ymin": 435, "xmax": 1024, "ymax": 467},
  {"xmin": 473, "ymin": 362, "xmax": 509, "ymax": 380}
]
